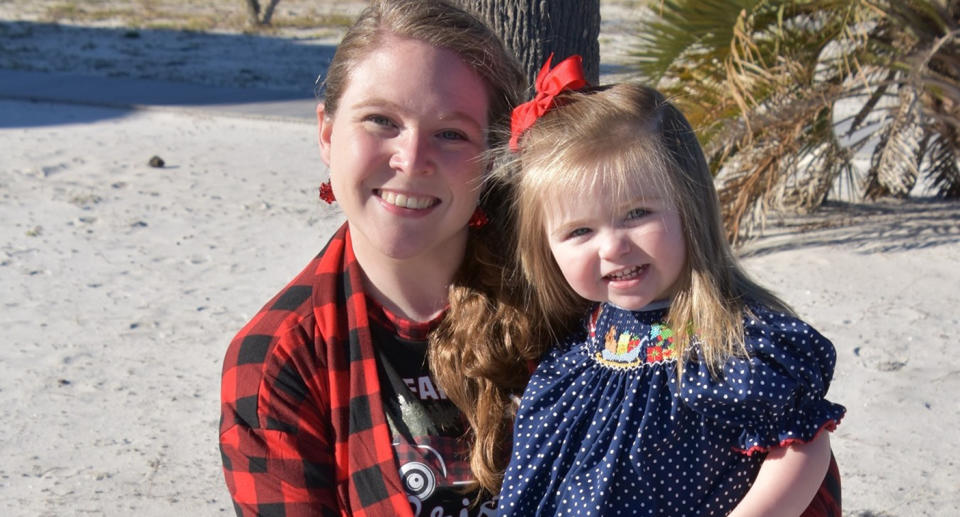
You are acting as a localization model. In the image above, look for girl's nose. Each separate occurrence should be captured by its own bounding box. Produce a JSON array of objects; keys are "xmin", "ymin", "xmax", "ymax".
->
[
  {"xmin": 388, "ymin": 131, "xmax": 434, "ymax": 176},
  {"xmin": 599, "ymin": 230, "xmax": 631, "ymax": 260}
]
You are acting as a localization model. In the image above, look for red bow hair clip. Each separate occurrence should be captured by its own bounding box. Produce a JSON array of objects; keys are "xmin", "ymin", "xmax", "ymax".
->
[{"xmin": 509, "ymin": 54, "xmax": 588, "ymax": 151}]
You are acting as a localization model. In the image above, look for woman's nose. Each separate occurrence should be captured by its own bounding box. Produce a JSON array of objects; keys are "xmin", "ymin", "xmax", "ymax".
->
[{"xmin": 388, "ymin": 131, "xmax": 434, "ymax": 175}]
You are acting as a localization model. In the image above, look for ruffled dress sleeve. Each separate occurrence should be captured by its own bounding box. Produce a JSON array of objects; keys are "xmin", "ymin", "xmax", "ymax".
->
[{"xmin": 679, "ymin": 305, "xmax": 846, "ymax": 455}]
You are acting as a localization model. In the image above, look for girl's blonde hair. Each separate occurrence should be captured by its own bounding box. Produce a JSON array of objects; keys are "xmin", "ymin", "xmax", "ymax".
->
[
  {"xmin": 506, "ymin": 82, "xmax": 794, "ymax": 376},
  {"xmin": 432, "ymin": 82, "xmax": 794, "ymax": 495}
]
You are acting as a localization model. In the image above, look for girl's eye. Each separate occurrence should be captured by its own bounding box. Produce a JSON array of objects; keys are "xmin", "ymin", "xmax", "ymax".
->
[
  {"xmin": 626, "ymin": 208, "xmax": 649, "ymax": 220},
  {"xmin": 568, "ymin": 227, "xmax": 592, "ymax": 238}
]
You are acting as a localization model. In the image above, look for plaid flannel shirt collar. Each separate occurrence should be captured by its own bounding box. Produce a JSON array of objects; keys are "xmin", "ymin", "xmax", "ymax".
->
[{"xmin": 325, "ymin": 225, "xmax": 416, "ymax": 517}]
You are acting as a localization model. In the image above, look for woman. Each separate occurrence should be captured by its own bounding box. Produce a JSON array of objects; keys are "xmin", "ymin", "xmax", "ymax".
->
[{"xmin": 218, "ymin": 1, "xmax": 525, "ymax": 515}]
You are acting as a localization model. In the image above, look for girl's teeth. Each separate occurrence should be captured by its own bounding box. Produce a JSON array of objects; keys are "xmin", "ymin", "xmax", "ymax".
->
[{"xmin": 609, "ymin": 267, "xmax": 641, "ymax": 279}]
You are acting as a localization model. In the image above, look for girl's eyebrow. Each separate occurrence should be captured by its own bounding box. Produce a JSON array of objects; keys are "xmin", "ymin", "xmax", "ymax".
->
[
  {"xmin": 548, "ymin": 216, "xmax": 590, "ymax": 238},
  {"xmin": 545, "ymin": 211, "xmax": 574, "ymax": 232},
  {"xmin": 613, "ymin": 195, "xmax": 666, "ymax": 211}
]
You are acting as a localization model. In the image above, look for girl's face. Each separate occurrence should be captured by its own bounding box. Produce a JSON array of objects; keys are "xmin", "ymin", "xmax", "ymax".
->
[
  {"xmin": 318, "ymin": 35, "xmax": 489, "ymax": 266},
  {"xmin": 543, "ymin": 175, "xmax": 687, "ymax": 311}
]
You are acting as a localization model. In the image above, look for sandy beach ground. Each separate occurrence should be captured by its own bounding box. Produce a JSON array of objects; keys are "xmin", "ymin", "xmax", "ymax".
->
[{"xmin": 2, "ymin": 2, "xmax": 959, "ymax": 516}]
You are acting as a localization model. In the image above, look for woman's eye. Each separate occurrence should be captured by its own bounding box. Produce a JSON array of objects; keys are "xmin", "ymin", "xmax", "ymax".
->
[
  {"xmin": 626, "ymin": 208, "xmax": 649, "ymax": 220},
  {"xmin": 363, "ymin": 114, "xmax": 396, "ymax": 128},
  {"xmin": 438, "ymin": 129, "xmax": 468, "ymax": 141}
]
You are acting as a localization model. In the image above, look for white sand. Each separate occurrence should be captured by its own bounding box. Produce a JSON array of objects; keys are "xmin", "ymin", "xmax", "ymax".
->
[
  {"xmin": 1, "ymin": 102, "xmax": 341, "ymax": 515},
  {"xmin": 741, "ymin": 202, "xmax": 960, "ymax": 516},
  {"xmin": 2, "ymin": 7, "xmax": 960, "ymax": 516}
]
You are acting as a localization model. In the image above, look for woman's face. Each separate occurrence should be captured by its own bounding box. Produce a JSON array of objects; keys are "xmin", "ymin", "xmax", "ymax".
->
[{"xmin": 318, "ymin": 35, "xmax": 490, "ymax": 268}]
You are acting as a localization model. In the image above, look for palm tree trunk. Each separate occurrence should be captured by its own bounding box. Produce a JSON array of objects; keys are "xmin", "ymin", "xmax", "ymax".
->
[
  {"xmin": 261, "ymin": 0, "xmax": 281, "ymax": 26},
  {"xmin": 455, "ymin": 0, "xmax": 601, "ymax": 86}
]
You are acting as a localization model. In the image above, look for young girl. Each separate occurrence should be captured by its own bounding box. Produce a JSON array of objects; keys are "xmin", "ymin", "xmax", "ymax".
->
[{"xmin": 493, "ymin": 57, "xmax": 846, "ymax": 516}]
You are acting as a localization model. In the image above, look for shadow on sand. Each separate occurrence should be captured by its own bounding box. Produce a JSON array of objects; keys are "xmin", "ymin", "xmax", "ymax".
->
[
  {"xmin": 0, "ymin": 21, "xmax": 335, "ymax": 128},
  {"xmin": 738, "ymin": 198, "xmax": 960, "ymax": 258}
]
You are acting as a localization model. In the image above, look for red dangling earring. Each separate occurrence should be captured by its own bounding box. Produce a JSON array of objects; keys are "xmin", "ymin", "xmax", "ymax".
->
[
  {"xmin": 318, "ymin": 180, "xmax": 335, "ymax": 204},
  {"xmin": 468, "ymin": 206, "xmax": 488, "ymax": 228}
]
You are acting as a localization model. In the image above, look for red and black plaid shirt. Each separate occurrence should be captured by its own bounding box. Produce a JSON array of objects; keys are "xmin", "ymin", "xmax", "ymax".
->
[{"xmin": 220, "ymin": 224, "xmax": 417, "ymax": 517}]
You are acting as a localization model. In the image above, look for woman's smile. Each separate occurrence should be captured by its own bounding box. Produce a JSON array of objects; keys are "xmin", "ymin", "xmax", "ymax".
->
[
  {"xmin": 317, "ymin": 34, "xmax": 489, "ymax": 263},
  {"xmin": 375, "ymin": 189, "xmax": 440, "ymax": 210}
]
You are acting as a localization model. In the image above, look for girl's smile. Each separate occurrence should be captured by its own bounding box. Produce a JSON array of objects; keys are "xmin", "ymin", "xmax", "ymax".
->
[
  {"xmin": 603, "ymin": 264, "xmax": 647, "ymax": 284},
  {"xmin": 544, "ymin": 181, "xmax": 686, "ymax": 311}
]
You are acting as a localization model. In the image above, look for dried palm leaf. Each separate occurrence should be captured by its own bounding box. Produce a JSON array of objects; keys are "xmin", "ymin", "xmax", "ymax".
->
[{"xmin": 864, "ymin": 84, "xmax": 925, "ymax": 197}]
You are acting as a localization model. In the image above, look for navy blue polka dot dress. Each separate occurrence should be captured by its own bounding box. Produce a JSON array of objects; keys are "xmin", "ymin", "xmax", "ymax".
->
[{"xmin": 497, "ymin": 301, "xmax": 845, "ymax": 516}]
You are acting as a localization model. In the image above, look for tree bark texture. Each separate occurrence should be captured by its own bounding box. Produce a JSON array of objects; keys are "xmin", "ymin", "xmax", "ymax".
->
[
  {"xmin": 457, "ymin": 0, "xmax": 601, "ymax": 90},
  {"xmin": 261, "ymin": 0, "xmax": 280, "ymax": 25},
  {"xmin": 243, "ymin": 0, "xmax": 261, "ymax": 26},
  {"xmin": 243, "ymin": 0, "xmax": 281, "ymax": 26}
]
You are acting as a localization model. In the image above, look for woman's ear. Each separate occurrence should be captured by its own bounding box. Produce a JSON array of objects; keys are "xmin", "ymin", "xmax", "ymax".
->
[{"xmin": 317, "ymin": 104, "xmax": 333, "ymax": 167}]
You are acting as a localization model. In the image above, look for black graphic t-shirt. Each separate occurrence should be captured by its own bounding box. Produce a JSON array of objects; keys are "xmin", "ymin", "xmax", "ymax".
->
[{"xmin": 370, "ymin": 304, "xmax": 498, "ymax": 517}]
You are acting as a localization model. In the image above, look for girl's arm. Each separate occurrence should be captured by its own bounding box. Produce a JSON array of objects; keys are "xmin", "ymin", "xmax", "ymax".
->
[{"xmin": 727, "ymin": 432, "xmax": 832, "ymax": 517}]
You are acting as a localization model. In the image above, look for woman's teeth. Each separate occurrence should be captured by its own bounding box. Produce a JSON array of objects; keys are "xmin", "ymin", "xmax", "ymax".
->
[{"xmin": 379, "ymin": 190, "xmax": 436, "ymax": 209}]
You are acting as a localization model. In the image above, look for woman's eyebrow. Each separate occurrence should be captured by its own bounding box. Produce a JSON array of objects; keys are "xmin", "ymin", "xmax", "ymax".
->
[
  {"xmin": 350, "ymin": 99, "xmax": 484, "ymax": 132},
  {"xmin": 436, "ymin": 111, "xmax": 484, "ymax": 132}
]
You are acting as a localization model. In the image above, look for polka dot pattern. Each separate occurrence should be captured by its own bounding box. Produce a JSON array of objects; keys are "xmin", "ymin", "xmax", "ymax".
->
[{"xmin": 497, "ymin": 303, "xmax": 845, "ymax": 516}]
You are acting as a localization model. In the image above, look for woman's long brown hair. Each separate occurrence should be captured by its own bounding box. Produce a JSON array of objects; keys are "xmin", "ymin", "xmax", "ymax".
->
[{"xmin": 429, "ymin": 179, "xmax": 553, "ymax": 494}]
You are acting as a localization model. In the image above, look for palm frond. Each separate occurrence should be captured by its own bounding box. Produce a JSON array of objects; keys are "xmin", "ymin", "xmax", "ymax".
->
[
  {"xmin": 633, "ymin": 0, "xmax": 960, "ymax": 243},
  {"xmin": 714, "ymin": 93, "xmax": 851, "ymax": 242},
  {"xmin": 864, "ymin": 0, "xmax": 960, "ymax": 198},
  {"xmin": 632, "ymin": 0, "xmax": 759, "ymax": 83},
  {"xmin": 925, "ymin": 127, "xmax": 960, "ymax": 198},
  {"xmin": 863, "ymin": 85, "xmax": 925, "ymax": 198}
]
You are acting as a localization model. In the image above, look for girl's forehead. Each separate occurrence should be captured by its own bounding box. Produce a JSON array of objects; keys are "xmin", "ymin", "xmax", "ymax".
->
[
  {"xmin": 543, "ymin": 161, "xmax": 671, "ymax": 203},
  {"xmin": 539, "ymin": 168, "xmax": 672, "ymax": 223}
]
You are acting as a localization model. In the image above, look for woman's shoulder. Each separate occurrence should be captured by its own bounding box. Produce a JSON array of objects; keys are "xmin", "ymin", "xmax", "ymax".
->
[
  {"xmin": 219, "ymin": 253, "xmax": 348, "ymax": 442},
  {"xmin": 224, "ymin": 226, "xmax": 354, "ymax": 373},
  {"xmin": 225, "ymin": 258, "xmax": 325, "ymax": 369}
]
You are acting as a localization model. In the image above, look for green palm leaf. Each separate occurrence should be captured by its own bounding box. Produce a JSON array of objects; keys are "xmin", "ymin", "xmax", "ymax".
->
[{"xmin": 633, "ymin": 0, "xmax": 960, "ymax": 241}]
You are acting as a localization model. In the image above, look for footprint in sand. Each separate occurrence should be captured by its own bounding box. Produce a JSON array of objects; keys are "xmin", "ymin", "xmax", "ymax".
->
[{"xmin": 853, "ymin": 346, "xmax": 907, "ymax": 372}]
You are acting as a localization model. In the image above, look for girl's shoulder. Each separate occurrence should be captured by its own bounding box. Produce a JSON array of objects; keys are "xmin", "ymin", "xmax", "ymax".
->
[
  {"xmin": 682, "ymin": 302, "xmax": 846, "ymax": 453},
  {"xmin": 739, "ymin": 302, "xmax": 834, "ymax": 358}
]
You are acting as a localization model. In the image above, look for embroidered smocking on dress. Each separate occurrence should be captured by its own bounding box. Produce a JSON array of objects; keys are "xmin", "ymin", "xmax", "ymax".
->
[
  {"xmin": 497, "ymin": 302, "xmax": 845, "ymax": 517},
  {"xmin": 589, "ymin": 302, "xmax": 679, "ymax": 369}
]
